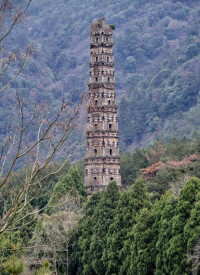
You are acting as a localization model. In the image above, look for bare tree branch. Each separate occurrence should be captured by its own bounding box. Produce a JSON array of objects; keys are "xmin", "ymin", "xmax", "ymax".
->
[
  {"xmin": 0, "ymin": 0, "xmax": 32, "ymax": 43},
  {"xmin": 0, "ymin": 92, "xmax": 85, "ymax": 233},
  {"xmin": 0, "ymin": 45, "xmax": 31, "ymax": 94},
  {"xmin": 188, "ymin": 237, "xmax": 200, "ymax": 275}
]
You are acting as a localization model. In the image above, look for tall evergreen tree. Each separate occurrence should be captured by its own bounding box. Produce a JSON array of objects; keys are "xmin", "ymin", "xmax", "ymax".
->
[
  {"xmin": 109, "ymin": 179, "xmax": 152, "ymax": 275},
  {"xmin": 154, "ymin": 191, "xmax": 177, "ymax": 275},
  {"xmin": 129, "ymin": 208, "xmax": 155, "ymax": 275},
  {"xmin": 166, "ymin": 177, "xmax": 200, "ymax": 274},
  {"xmin": 184, "ymin": 191, "xmax": 200, "ymax": 274},
  {"xmin": 89, "ymin": 182, "xmax": 120, "ymax": 275},
  {"xmin": 46, "ymin": 166, "xmax": 86, "ymax": 214},
  {"xmin": 70, "ymin": 191, "xmax": 102, "ymax": 275}
]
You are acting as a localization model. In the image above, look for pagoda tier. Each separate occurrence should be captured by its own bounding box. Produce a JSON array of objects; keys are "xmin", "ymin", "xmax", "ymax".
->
[{"xmin": 85, "ymin": 18, "xmax": 121, "ymax": 193}]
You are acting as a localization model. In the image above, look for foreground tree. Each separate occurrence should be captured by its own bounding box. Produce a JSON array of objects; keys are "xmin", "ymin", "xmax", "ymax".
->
[
  {"xmin": 103, "ymin": 178, "xmax": 151, "ymax": 275},
  {"xmin": 0, "ymin": 0, "xmax": 32, "ymax": 92},
  {"xmin": 70, "ymin": 191, "xmax": 102, "ymax": 275},
  {"xmin": 27, "ymin": 195, "xmax": 81, "ymax": 275},
  {"xmin": 0, "ymin": 0, "xmax": 85, "ymax": 234},
  {"xmin": 129, "ymin": 208, "xmax": 155, "ymax": 275},
  {"xmin": 88, "ymin": 182, "xmax": 120, "ymax": 275},
  {"xmin": 71, "ymin": 182, "xmax": 120, "ymax": 275},
  {"xmin": 154, "ymin": 191, "xmax": 177, "ymax": 275},
  {"xmin": 166, "ymin": 177, "xmax": 200, "ymax": 274},
  {"xmin": 46, "ymin": 166, "xmax": 87, "ymax": 214}
]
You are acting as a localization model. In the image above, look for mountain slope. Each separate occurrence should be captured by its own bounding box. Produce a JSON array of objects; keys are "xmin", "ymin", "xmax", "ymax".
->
[{"xmin": 3, "ymin": 0, "xmax": 200, "ymax": 153}]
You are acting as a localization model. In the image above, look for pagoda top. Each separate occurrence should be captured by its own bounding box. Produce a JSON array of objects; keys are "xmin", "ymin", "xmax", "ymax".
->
[{"xmin": 90, "ymin": 18, "xmax": 113, "ymax": 35}]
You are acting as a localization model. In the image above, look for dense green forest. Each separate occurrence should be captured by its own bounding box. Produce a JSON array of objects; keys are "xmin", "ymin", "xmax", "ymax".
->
[
  {"xmin": 2, "ymin": 0, "xmax": 200, "ymax": 151},
  {"xmin": 1, "ymin": 136, "xmax": 200, "ymax": 274}
]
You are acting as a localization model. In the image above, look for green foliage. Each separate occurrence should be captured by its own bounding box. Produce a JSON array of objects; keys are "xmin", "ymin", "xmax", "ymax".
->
[
  {"xmin": 185, "ymin": 192, "xmax": 200, "ymax": 249},
  {"xmin": 89, "ymin": 182, "xmax": 120, "ymax": 274},
  {"xmin": 70, "ymin": 182, "xmax": 120, "ymax": 275},
  {"xmin": 1, "ymin": 145, "xmax": 200, "ymax": 275},
  {"xmin": 120, "ymin": 150, "xmax": 149, "ymax": 186},
  {"xmin": 34, "ymin": 260, "xmax": 51, "ymax": 275},
  {"xmin": 166, "ymin": 177, "xmax": 200, "ymax": 274},
  {"xmin": 46, "ymin": 165, "xmax": 87, "ymax": 214},
  {"xmin": 69, "ymin": 173, "xmax": 200, "ymax": 275},
  {"xmin": 104, "ymin": 179, "xmax": 152, "ymax": 275},
  {"xmin": 4, "ymin": 258, "xmax": 24, "ymax": 275},
  {"xmin": 0, "ymin": 230, "xmax": 24, "ymax": 275},
  {"xmin": 129, "ymin": 208, "xmax": 155, "ymax": 275},
  {"xmin": 154, "ymin": 191, "xmax": 178, "ymax": 275},
  {"xmin": 110, "ymin": 24, "xmax": 115, "ymax": 30},
  {"xmin": 70, "ymin": 191, "xmax": 102, "ymax": 274}
]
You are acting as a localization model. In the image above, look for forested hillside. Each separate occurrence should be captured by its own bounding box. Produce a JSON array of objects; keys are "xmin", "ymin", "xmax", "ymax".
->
[
  {"xmin": 1, "ymin": 136, "xmax": 200, "ymax": 274},
  {"xmin": 2, "ymin": 0, "xmax": 200, "ymax": 152},
  {"xmin": 1, "ymin": 1, "xmax": 200, "ymax": 274}
]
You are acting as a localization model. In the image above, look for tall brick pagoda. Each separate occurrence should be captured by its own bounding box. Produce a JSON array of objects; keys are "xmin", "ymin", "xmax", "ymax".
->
[{"xmin": 85, "ymin": 18, "xmax": 121, "ymax": 194}]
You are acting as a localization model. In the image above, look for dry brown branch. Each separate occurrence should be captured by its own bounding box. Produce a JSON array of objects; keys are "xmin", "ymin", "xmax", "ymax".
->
[
  {"xmin": 141, "ymin": 161, "xmax": 163, "ymax": 179},
  {"xmin": 169, "ymin": 175, "xmax": 190, "ymax": 197},
  {"xmin": 0, "ymin": 45, "xmax": 31, "ymax": 94},
  {"xmin": 0, "ymin": 0, "xmax": 86, "ymax": 239},
  {"xmin": 25, "ymin": 195, "xmax": 82, "ymax": 274},
  {"xmin": 188, "ymin": 237, "xmax": 200, "ymax": 275},
  {"xmin": 146, "ymin": 141, "xmax": 166, "ymax": 164},
  {"xmin": 0, "ymin": 0, "xmax": 32, "ymax": 43},
  {"xmin": 0, "ymin": 92, "xmax": 85, "ymax": 234},
  {"xmin": 167, "ymin": 154, "xmax": 199, "ymax": 168},
  {"xmin": 0, "ymin": 1, "xmax": 33, "ymax": 98}
]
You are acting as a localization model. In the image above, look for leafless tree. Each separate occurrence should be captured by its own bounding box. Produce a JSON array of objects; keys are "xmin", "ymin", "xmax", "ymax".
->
[
  {"xmin": 26, "ymin": 194, "xmax": 82, "ymax": 275},
  {"xmin": 188, "ymin": 237, "xmax": 200, "ymax": 275},
  {"xmin": 0, "ymin": 0, "xmax": 32, "ymax": 91},
  {"xmin": 0, "ymin": 0, "xmax": 86, "ymax": 234},
  {"xmin": 0, "ymin": 92, "xmax": 85, "ymax": 234},
  {"xmin": 169, "ymin": 174, "xmax": 190, "ymax": 197}
]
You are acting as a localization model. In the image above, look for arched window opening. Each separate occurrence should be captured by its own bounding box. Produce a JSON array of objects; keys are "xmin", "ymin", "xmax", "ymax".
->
[
  {"xmin": 96, "ymin": 38, "xmax": 98, "ymax": 43},
  {"xmin": 107, "ymin": 56, "xmax": 109, "ymax": 62},
  {"xmin": 108, "ymin": 77, "xmax": 110, "ymax": 82},
  {"xmin": 94, "ymin": 149, "xmax": 97, "ymax": 156},
  {"xmin": 96, "ymin": 77, "xmax": 98, "ymax": 82},
  {"xmin": 109, "ymin": 123, "xmax": 112, "ymax": 129},
  {"xmin": 108, "ymin": 100, "xmax": 111, "ymax": 105},
  {"xmin": 110, "ymin": 177, "xmax": 114, "ymax": 181},
  {"xmin": 110, "ymin": 149, "xmax": 113, "ymax": 156},
  {"xmin": 94, "ymin": 124, "xmax": 98, "ymax": 129},
  {"xmin": 106, "ymin": 38, "xmax": 109, "ymax": 43},
  {"xmin": 95, "ymin": 100, "xmax": 97, "ymax": 105},
  {"xmin": 94, "ymin": 177, "xmax": 97, "ymax": 182},
  {"xmin": 96, "ymin": 57, "xmax": 98, "ymax": 62}
]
